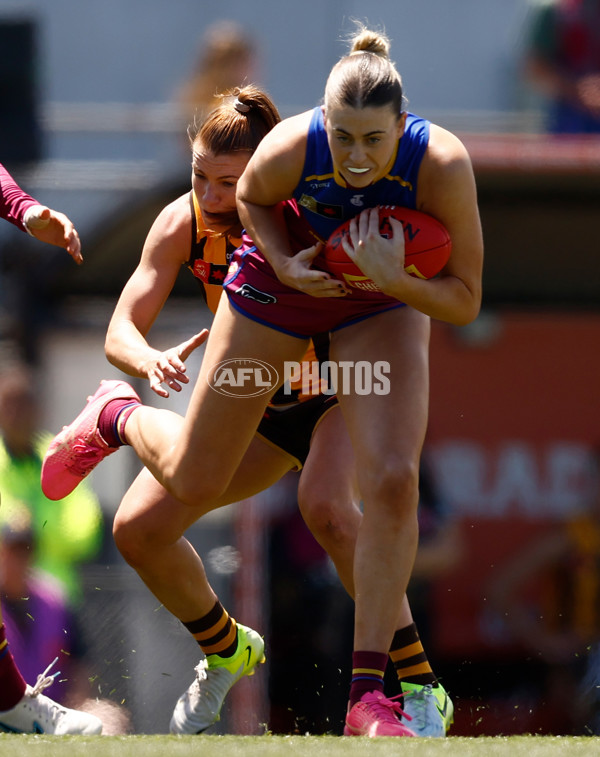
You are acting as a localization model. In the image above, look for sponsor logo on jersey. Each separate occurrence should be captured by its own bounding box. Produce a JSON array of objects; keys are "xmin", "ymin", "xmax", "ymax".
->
[
  {"xmin": 298, "ymin": 194, "xmax": 343, "ymax": 221},
  {"xmin": 341, "ymin": 272, "xmax": 381, "ymax": 292},
  {"xmin": 193, "ymin": 259, "xmax": 229, "ymax": 285},
  {"xmin": 193, "ymin": 258, "xmax": 210, "ymax": 282},
  {"xmin": 234, "ymin": 283, "xmax": 277, "ymax": 304}
]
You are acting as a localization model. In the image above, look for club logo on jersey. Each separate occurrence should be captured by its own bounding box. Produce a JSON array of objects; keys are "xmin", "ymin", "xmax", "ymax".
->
[
  {"xmin": 234, "ymin": 283, "xmax": 277, "ymax": 305},
  {"xmin": 207, "ymin": 358, "xmax": 279, "ymax": 397},
  {"xmin": 350, "ymin": 194, "xmax": 365, "ymax": 207}
]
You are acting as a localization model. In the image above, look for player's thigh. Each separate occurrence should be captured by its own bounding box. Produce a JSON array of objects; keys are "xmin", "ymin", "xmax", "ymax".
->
[
  {"xmin": 300, "ymin": 404, "xmax": 358, "ymax": 504},
  {"xmin": 174, "ymin": 299, "xmax": 309, "ymax": 489},
  {"xmin": 331, "ymin": 307, "xmax": 430, "ymax": 476},
  {"xmin": 211, "ymin": 435, "xmax": 296, "ymax": 507},
  {"xmin": 114, "ymin": 467, "xmax": 199, "ymax": 546}
]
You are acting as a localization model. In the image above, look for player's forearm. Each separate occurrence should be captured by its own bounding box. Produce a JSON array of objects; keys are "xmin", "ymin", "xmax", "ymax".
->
[
  {"xmin": 381, "ymin": 272, "xmax": 481, "ymax": 326},
  {"xmin": 0, "ymin": 163, "xmax": 38, "ymax": 230},
  {"xmin": 105, "ymin": 321, "xmax": 160, "ymax": 379},
  {"xmin": 237, "ymin": 199, "xmax": 295, "ymax": 273}
]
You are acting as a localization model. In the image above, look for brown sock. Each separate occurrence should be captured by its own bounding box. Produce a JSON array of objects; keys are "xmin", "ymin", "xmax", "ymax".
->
[
  {"xmin": 389, "ymin": 623, "xmax": 438, "ymax": 687},
  {"xmin": 182, "ymin": 600, "xmax": 238, "ymax": 658}
]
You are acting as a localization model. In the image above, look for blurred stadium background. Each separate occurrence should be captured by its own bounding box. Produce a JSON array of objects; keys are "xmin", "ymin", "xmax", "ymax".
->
[{"xmin": 1, "ymin": 0, "xmax": 599, "ymax": 738}]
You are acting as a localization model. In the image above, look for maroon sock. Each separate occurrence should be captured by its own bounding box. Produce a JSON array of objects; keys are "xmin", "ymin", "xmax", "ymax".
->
[
  {"xmin": 0, "ymin": 624, "xmax": 27, "ymax": 711},
  {"xmin": 98, "ymin": 399, "xmax": 140, "ymax": 447},
  {"xmin": 349, "ymin": 650, "xmax": 388, "ymax": 708}
]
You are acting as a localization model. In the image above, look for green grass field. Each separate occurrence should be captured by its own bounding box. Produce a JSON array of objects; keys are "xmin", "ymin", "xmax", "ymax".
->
[{"xmin": 1, "ymin": 735, "xmax": 600, "ymax": 757}]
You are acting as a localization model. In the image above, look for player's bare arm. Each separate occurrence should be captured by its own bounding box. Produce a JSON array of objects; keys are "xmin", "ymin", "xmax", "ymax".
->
[
  {"xmin": 105, "ymin": 195, "xmax": 207, "ymax": 396},
  {"xmin": 237, "ymin": 111, "xmax": 345, "ymax": 296},
  {"xmin": 387, "ymin": 125, "xmax": 483, "ymax": 325}
]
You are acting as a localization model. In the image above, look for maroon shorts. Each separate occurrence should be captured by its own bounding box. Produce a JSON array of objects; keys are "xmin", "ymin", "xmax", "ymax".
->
[{"xmin": 223, "ymin": 237, "xmax": 404, "ymax": 339}]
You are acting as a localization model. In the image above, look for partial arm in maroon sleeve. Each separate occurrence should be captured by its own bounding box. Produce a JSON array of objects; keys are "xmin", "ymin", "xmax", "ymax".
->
[
  {"xmin": 0, "ymin": 162, "xmax": 38, "ymax": 231},
  {"xmin": 0, "ymin": 162, "xmax": 82, "ymax": 262}
]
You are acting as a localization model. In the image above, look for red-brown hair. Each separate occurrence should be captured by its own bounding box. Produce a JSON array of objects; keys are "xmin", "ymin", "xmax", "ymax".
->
[{"xmin": 189, "ymin": 84, "xmax": 280, "ymax": 155}]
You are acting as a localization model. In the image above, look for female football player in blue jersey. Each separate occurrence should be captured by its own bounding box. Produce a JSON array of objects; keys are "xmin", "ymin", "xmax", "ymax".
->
[
  {"xmin": 42, "ymin": 23, "xmax": 483, "ymax": 737},
  {"xmin": 230, "ymin": 26, "xmax": 482, "ymax": 737}
]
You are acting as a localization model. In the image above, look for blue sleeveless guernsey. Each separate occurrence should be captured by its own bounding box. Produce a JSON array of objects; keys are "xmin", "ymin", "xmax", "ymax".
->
[
  {"xmin": 293, "ymin": 107, "xmax": 430, "ymax": 241},
  {"xmin": 224, "ymin": 107, "xmax": 431, "ymax": 337}
]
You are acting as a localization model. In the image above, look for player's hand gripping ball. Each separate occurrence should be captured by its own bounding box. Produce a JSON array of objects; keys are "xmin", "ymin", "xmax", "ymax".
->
[{"xmin": 322, "ymin": 206, "xmax": 451, "ymax": 291}]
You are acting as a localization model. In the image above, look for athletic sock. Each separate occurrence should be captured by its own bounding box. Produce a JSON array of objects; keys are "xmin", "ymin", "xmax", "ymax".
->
[
  {"xmin": 98, "ymin": 399, "xmax": 140, "ymax": 447},
  {"xmin": 389, "ymin": 623, "xmax": 438, "ymax": 687},
  {"xmin": 349, "ymin": 650, "xmax": 388, "ymax": 707},
  {"xmin": 0, "ymin": 624, "xmax": 27, "ymax": 711},
  {"xmin": 182, "ymin": 600, "xmax": 238, "ymax": 659}
]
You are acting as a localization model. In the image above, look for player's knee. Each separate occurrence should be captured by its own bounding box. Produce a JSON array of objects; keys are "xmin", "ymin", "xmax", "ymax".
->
[
  {"xmin": 170, "ymin": 479, "xmax": 225, "ymax": 509},
  {"xmin": 366, "ymin": 458, "xmax": 420, "ymax": 519},
  {"xmin": 298, "ymin": 486, "xmax": 357, "ymax": 551},
  {"xmin": 113, "ymin": 509, "xmax": 153, "ymax": 567},
  {"xmin": 163, "ymin": 463, "xmax": 227, "ymax": 509}
]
